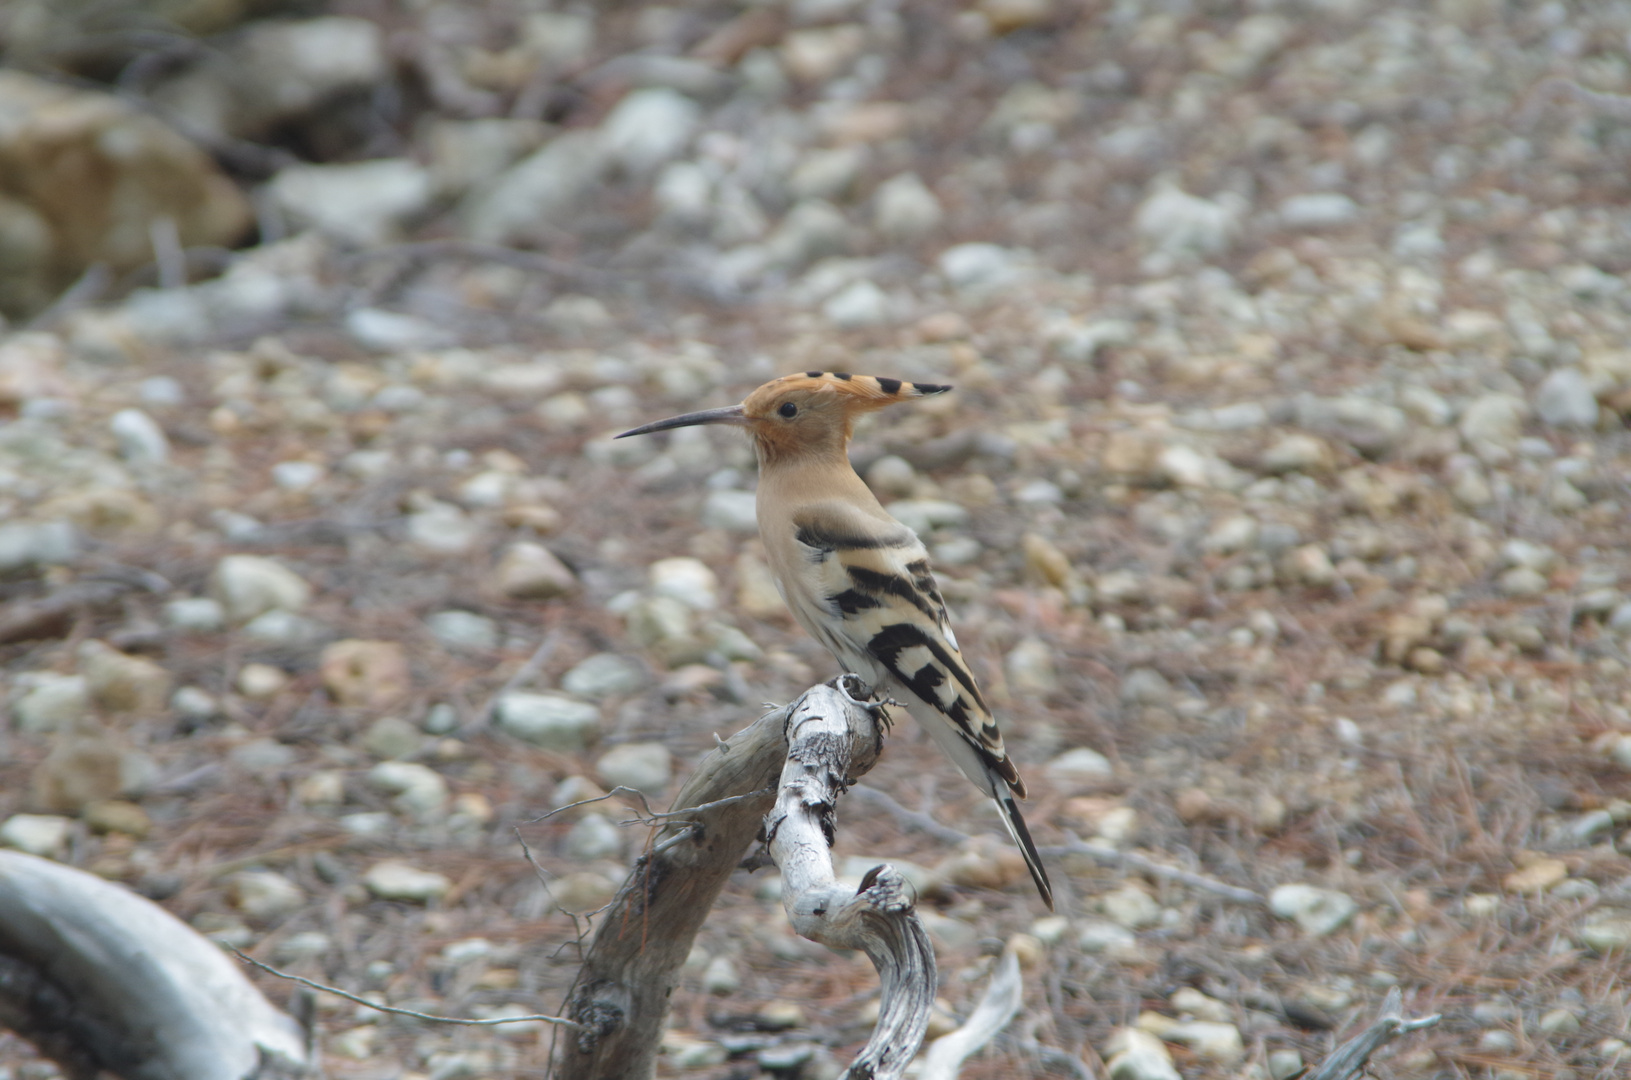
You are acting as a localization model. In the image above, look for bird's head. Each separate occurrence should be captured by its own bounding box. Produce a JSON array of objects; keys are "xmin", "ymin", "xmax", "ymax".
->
[{"xmin": 616, "ymin": 372, "xmax": 951, "ymax": 463}]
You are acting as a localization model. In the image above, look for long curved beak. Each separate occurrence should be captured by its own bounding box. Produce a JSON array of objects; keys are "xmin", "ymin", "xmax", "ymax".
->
[{"xmin": 615, "ymin": 404, "xmax": 748, "ymax": 438}]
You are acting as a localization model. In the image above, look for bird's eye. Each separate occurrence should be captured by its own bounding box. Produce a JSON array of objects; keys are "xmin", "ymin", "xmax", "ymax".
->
[{"xmin": 778, "ymin": 402, "xmax": 798, "ymax": 418}]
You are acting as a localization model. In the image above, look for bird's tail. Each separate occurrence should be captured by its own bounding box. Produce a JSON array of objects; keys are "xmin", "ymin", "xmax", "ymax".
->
[{"xmin": 995, "ymin": 791, "xmax": 1054, "ymax": 910}]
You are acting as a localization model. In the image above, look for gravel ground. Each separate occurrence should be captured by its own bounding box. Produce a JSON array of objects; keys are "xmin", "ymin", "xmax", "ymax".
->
[{"xmin": 3, "ymin": 1, "xmax": 1631, "ymax": 1078}]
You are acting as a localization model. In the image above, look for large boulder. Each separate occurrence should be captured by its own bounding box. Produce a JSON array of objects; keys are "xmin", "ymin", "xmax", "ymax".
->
[{"xmin": 0, "ymin": 72, "xmax": 253, "ymax": 318}]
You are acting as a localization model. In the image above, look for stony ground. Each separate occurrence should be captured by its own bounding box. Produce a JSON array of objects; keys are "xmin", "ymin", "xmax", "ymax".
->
[{"xmin": 3, "ymin": 1, "xmax": 1631, "ymax": 1078}]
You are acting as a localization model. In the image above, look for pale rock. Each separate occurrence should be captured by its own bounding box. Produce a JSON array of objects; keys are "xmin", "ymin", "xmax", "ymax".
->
[
  {"xmin": 268, "ymin": 460, "xmax": 325, "ymax": 492},
  {"xmin": 1135, "ymin": 179, "xmax": 1239, "ymax": 260},
  {"xmin": 321, "ymin": 640, "xmax": 411, "ymax": 709},
  {"xmin": 79, "ymin": 640, "xmax": 170, "ymax": 714},
  {"xmin": 1541, "ymin": 1008, "xmax": 1581, "ymax": 1034},
  {"xmin": 1045, "ymin": 747, "xmax": 1114, "ymax": 786},
  {"xmin": 1078, "ymin": 919, "xmax": 1139, "ymax": 955},
  {"xmin": 1459, "ymin": 393, "xmax": 1528, "ymax": 450},
  {"xmin": 1260, "ymin": 434, "xmax": 1333, "ymax": 474},
  {"xmin": 1269, "ymin": 884, "xmax": 1358, "ymax": 936},
  {"xmin": 0, "ymin": 814, "xmax": 71, "ymax": 858},
  {"xmin": 654, "ymin": 160, "xmax": 713, "ymax": 223},
  {"xmin": 1503, "ymin": 858, "xmax": 1567, "ymax": 893},
  {"xmin": 267, "ymin": 159, "xmax": 432, "ymax": 247},
  {"xmin": 823, "ymin": 279, "xmax": 892, "ymax": 328},
  {"xmin": 1498, "ymin": 566, "xmax": 1549, "ymax": 597},
  {"xmin": 361, "ymin": 716, "xmax": 422, "ymax": 760},
  {"xmin": 235, "ymin": 663, "xmax": 289, "ymax": 699},
  {"xmin": 1170, "ymin": 987, "xmax": 1232, "ymax": 1023},
  {"xmin": 562, "ymin": 653, "xmax": 648, "ymax": 700},
  {"xmin": 625, "ymin": 596, "xmax": 706, "ymax": 666},
  {"xmin": 406, "ymin": 499, "xmax": 481, "ymax": 555},
  {"xmin": 873, "ymin": 173, "xmax": 944, "ymax": 241},
  {"xmin": 736, "ymin": 553, "xmax": 787, "ymax": 619},
  {"xmin": 701, "ymin": 489, "xmax": 759, "ymax": 533},
  {"xmin": 1105, "ymin": 1027, "xmax": 1182, "ymax": 1080},
  {"xmin": 566, "ymin": 813, "xmax": 624, "ymax": 860},
  {"xmin": 1287, "ymin": 544, "xmax": 1337, "ymax": 586},
  {"xmin": 1579, "ymin": 913, "xmax": 1631, "ymax": 953},
  {"xmin": 650, "ymin": 557, "xmax": 718, "ymax": 611},
  {"xmin": 1120, "ymin": 668, "xmax": 1172, "ymax": 706},
  {"xmin": 1202, "ymin": 515, "xmax": 1259, "ymax": 554},
  {"xmin": 363, "ymin": 861, "xmax": 451, "ymax": 903},
  {"xmin": 938, "ymin": 242, "xmax": 1026, "ymax": 291},
  {"xmin": 241, "ymin": 611, "xmax": 324, "ymax": 647},
  {"xmin": 294, "ymin": 770, "xmax": 344, "ymax": 807},
  {"xmin": 495, "ymin": 542, "xmax": 577, "ymax": 599},
  {"xmin": 213, "ymin": 555, "xmax": 310, "ymax": 623},
  {"xmin": 426, "ymin": 610, "xmax": 500, "ymax": 652},
  {"xmin": 765, "ymin": 199, "xmax": 850, "ymax": 269},
  {"xmin": 789, "ymin": 145, "xmax": 867, "ymax": 201},
  {"xmin": 462, "ymin": 131, "xmax": 609, "ymax": 245},
  {"xmin": 1005, "ymin": 637, "xmax": 1058, "ymax": 694},
  {"xmin": 703, "ymin": 954, "xmax": 742, "ymax": 995},
  {"xmin": 596, "ymin": 742, "xmax": 673, "ymax": 795},
  {"xmin": 164, "ymin": 597, "xmax": 225, "ymax": 633},
  {"xmin": 0, "ymin": 521, "xmax": 80, "ymax": 572},
  {"xmin": 550, "ymin": 870, "xmax": 617, "ymax": 913},
  {"xmin": 1534, "ymin": 367, "xmax": 1599, "ymax": 429},
  {"xmin": 781, "ymin": 24, "xmax": 867, "ymax": 82},
  {"xmin": 1400, "ymin": 384, "xmax": 1452, "ymax": 426},
  {"xmin": 496, "ymin": 693, "xmax": 600, "ymax": 751},
  {"xmin": 229, "ymin": 869, "xmax": 306, "ymax": 922},
  {"xmin": 275, "ymin": 932, "xmax": 332, "ymax": 963},
  {"xmin": 368, "ymin": 761, "xmax": 449, "ymax": 820},
  {"xmin": 1102, "ymin": 883, "xmax": 1162, "ymax": 929},
  {"xmin": 1280, "ymin": 193, "xmax": 1360, "ymax": 229},
  {"xmin": 885, "ymin": 499, "xmax": 969, "ymax": 535},
  {"xmin": 1296, "ymin": 396, "xmax": 1408, "ymax": 457},
  {"xmin": 13, "ymin": 675, "xmax": 91, "ymax": 734},
  {"xmin": 1151, "ymin": 1017, "xmax": 1245, "ymax": 1064},
  {"xmin": 109, "ymin": 408, "xmax": 169, "ymax": 465},
  {"xmin": 602, "ymin": 88, "xmax": 700, "ymax": 174}
]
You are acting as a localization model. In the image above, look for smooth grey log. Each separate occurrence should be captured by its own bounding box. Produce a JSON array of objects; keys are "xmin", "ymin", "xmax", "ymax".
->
[{"xmin": 0, "ymin": 850, "xmax": 312, "ymax": 1080}]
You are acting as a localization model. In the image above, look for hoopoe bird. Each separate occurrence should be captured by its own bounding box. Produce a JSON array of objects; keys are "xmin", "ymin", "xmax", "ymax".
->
[{"xmin": 618, "ymin": 371, "xmax": 1053, "ymax": 908}]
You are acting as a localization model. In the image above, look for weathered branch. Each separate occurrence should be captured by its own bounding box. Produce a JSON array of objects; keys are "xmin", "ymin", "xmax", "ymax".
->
[
  {"xmin": 1307, "ymin": 986, "xmax": 1440, "ymax": 1080},
  {"xmin": 0, "ymin": 851, "xmax": 313, "ymax": 1080},
  {"xmin": 551, "ymin": 689, "xmax": 798, "ymax": 1078},
  {"xmin": 766, "ymin": 679, "xmax": 935, "ymax": 1080},
  {"xmin": 918, "ymin": 948, "xmax": 1022, "ymax": 1080},
  {"xmin": 555, "ymin": 676, "xmax": 936, "ymax": 1080}
]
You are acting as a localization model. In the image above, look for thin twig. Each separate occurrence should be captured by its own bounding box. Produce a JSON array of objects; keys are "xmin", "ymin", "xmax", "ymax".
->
[
  {"xmin": 1043, "ymin": 839, "xmax": 1266, "ymax": 906},
  {"xmin": 24, "ymin": 263, "xmax": 112, "ymax": 331},
  {"xmin": 852, "ymin": 784, "xmax": 970, "ymax": 846},
  {"xmin": 1306, "ymin": 987, "xmax": 1440, "ymax": 1080},
  {"xmin": 230, "ymin": 949, "xmax": 580, "ymax": 1029},
  {"xmin": 470, "ymin": 629, "xmax": 562, "ymax": 736},
  {"xmin": 342, "ymin": 240, "xmax": 614, "ymax": 283}
]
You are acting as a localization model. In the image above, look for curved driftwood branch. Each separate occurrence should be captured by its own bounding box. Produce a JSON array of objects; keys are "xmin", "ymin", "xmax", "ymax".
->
[
  {"xmin": 0, "ymin": 850, "xmax": 313, "ymax": 1080},
  {"xmin": 766, "ymin": 678, "xmax": 935, "ymax": 1080},
  {"xmin": 1308, "ymin": 986, "xmax": 1440, "ymax": 1080},
  {"xmin": 556, "ymin": 676, "xmax": 935, "ymax": 1080},
  {"xmin": 918, "ymin": 948, "xmax": 1022, "ymax": 1080}
]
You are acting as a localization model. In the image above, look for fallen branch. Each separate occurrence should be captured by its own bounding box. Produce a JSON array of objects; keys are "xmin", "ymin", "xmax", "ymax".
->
[
  {"xmin": 918, "ymin": 948, "xmax": 1022, "ymax": 1080},
  {"xmin": 0, "ymin": 851, "xmax": 312, "ymax": 1080},
  {"xmin": 1307, "ymin": 986, "xmax": 1440, "ymax": 1080}
]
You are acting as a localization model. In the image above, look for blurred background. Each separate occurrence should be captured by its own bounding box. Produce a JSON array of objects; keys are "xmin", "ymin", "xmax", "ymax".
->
[{"xmin": 3, "ymin": 1, "xmax": 1631, "ymax": 1077}]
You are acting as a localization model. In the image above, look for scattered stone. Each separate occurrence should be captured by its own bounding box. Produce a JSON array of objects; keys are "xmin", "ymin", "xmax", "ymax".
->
[
  {"xmin": 602, "ymin": 88, "xmax": 700, "ymax": 174},
  {"xmin": 363, "ymin": 861, "xmax": 452, "ymax": 903},
  {"xmin": 873, "ymin": 172, "xmax": 944, "ymax": 241},
  {"xmin": 213, "ymin": 555, "xmax": 311, "ymax": 623},
  {"xmin": 885, "ymin": 499, "xmax": 971, "ymax": 535},
  {"xmin": 701, "ymin": 489, "xmax": 759, "ymax": 533},
  {"xmin": 650, "ymin": 557, "xmax": 719, "ymax": 610},
  {"xmin": 235, "ymin": 663, "xmax": 289, "ymax": 700},
  {"xmin": 703, "ymin": 954, "xmax": 741, "ymax": 995},
  {"xmin": 1120, "ymin": 668, "xmax": 1172, "ymax": 706},
  {"xmin": 1269, "ymin": 884, "xmax": 1358, "ymax": 936},
  {"xmin": 0, "ymin": 813, "xmax": 71, "ymax": 858},
  {"xmin": 0, "ymin": 521, "xmax": 80, "ymax": 573},
  {"xmin": 1135, "ymin": 179, "xmax": 1239, "ymax": 261},
  {"xmin": 1503, "ymin": 858, "xmax": 1567, "ymax": 894},
  {"xmin": 1540, "ymin": 1008, "xmax": 1581, "ymax": 1035},
  {"xmin": 426, "ymin": 610, "xmax": 500, "ymax": 652},
  {"xmin": 566, "ymin": 813, "xmax": 623, "ymax": 860},
  {"xmin": 1046, "ymin": 748, "xmax": 1114, "ymax": 789},
  {"xmin": 109, "ymin": 408, "xmax": 169, "ymax": 465},
  {"xmin": 13, "ymin": 674, "xmax": 91, "ymax": 734},
  {"xmin": 938, "ymin": 242, "xmax": 1026, "ymax": 291},
  {"xmin": 1268, "ymin": 1049, "xmax": 1304, "ymax": 1080},
  {"xmin": 1102, "ymin": 883, "xmax": 1162, "ymax": 929},
  {"xmin": 229, "ymin": 869, "xmax": 306, "ymax": 921},
  {"xmin": 1534, "ymin": 368, "xmax": 1599, "ymax": 429},
  {"xmin": 1296, "ymin": 396, "xmax": 1408, "ymax": 458},
  {"xmin": 550, "ymin": 870, "xmax": 618, "ymax": 913},
  {"xmin": 495, "ymin": 693, "xmax": 600, "ymax": 751},
  {"xmin": 1459, "ymin": 393, "xmax": 1528, "ymax": 451},
  {"xmin": 406, "ymin": 499, "xmax": 481, "ymax": 555},
  {"xmin": 595, "ymin": 742, "xmax": 673, "ymax": 796},
  {"xmin": 82, "ymin": 799, "xmax": 150, "ymax": 837},
  {"xmin": 369, "ymin": 761, "xmax": 449, "ymax": 820},
  {"xmin": 1105, "ymin": 1027, "xmax": 1182, "ymax": 1080},
  {"xmin": 494, "ymin": 542, "xmax": 578, "ymax": 599},
  {"xmin": 268, "ymin": 159, "xmax": 433, "ymax": 246},
  {"xmin": 1006, "ymin": 637, "xmax": 1058, "ymax": 694},
  {"xmin": 361, "ymin": 716, "xmax": 422, "ymax": 761},
  {"xmin": 320, "ymin": 640, "xmax": 411, "ymax": 710},
  {"xmin": 1498, "ymin": 567, "xmax": 1550, "ymax": 598},
  {"xmin": 1260, "ymin": 434, "xmax": 1334, "ymax": 474},
  {"xmin": 561, "ymin": 653, "xmax": 648, "ymax": 699},
  {"xmin": 164, "ymin": 597, "xmax": 226, "ymax": 633},
  {"xmin": 1280, "ymin": 193, "xmax": 1360, "ymax": 229}
]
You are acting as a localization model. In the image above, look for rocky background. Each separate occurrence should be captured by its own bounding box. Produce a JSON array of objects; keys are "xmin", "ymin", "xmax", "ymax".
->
[{"xmin": 3, "ymin": 0, "xmax": 1631, "ymax": 1077}]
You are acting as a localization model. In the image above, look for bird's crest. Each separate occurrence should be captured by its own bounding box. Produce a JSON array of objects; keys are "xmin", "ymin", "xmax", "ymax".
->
[{"xmin": 742, "ymin": 372, "xmax": 951, "ymax": 418}]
